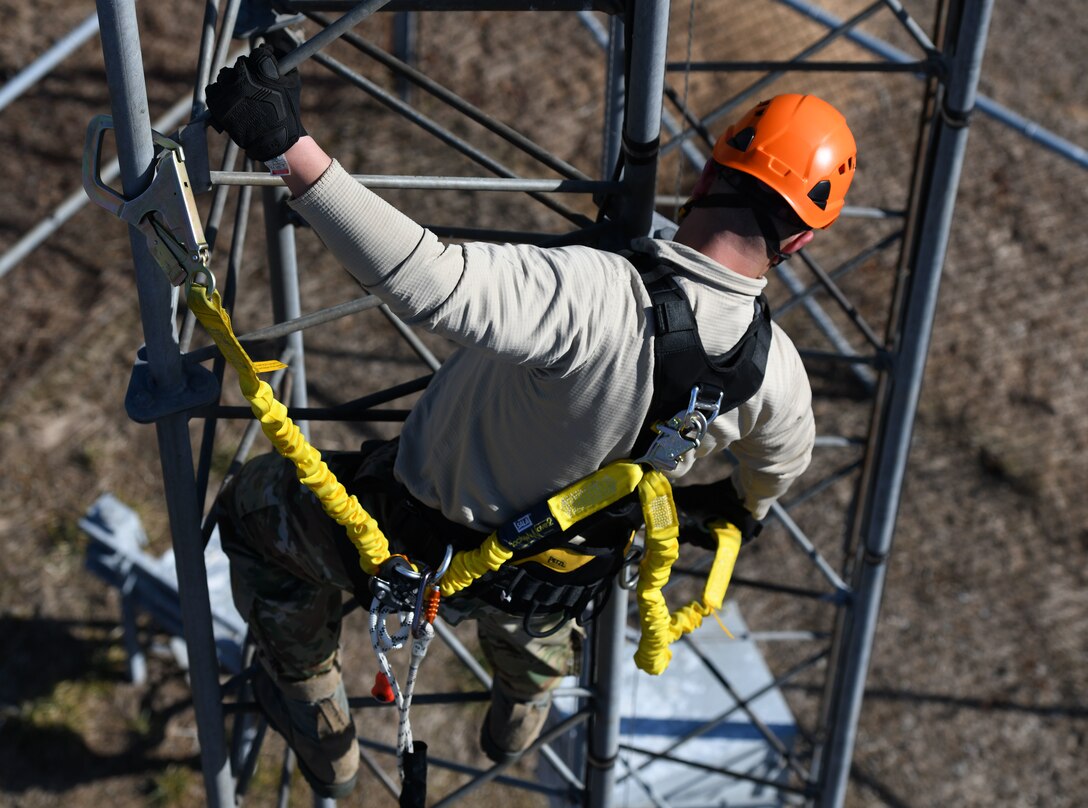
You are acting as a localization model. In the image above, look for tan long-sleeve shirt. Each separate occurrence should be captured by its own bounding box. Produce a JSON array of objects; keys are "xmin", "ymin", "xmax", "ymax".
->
[{"xmin": 289, "ymin": 161, "xmax": 813, "ymax": 527}]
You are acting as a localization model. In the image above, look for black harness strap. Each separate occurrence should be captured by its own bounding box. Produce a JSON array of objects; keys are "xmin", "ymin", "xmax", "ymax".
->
[{"xmin": 630, "ymin": 252, "xmax": 772, "ymax": 456}]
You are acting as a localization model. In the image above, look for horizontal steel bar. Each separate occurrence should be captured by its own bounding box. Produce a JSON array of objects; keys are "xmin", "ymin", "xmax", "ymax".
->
[
  {"xmin": 737, "ymin": 630, "xmax": 832, "ymax": 642},
  {"xmin": 282, "ymin": 0, "xmax": 616, "ymax": 10},
  {"xmin": 433, "ymin": 710, "xmax": 592, "ymax": 807},
  {"xmin": 665, "ymin": 59, "xmax": 936, "ymax": 75},
  {"xmin": 620, "ymin": 742, "xmax": 811, "ymax": 796},
  {"xmin": 654, "ymin": 196, "xmax": 905, "ymax": 221},
  {"xmin": 354, "ymin": 738, "xmax": 569, "ymax": 797},
  {"xmin": 210, "ymin": 170, "xmax": 621, "ymax": 193}
]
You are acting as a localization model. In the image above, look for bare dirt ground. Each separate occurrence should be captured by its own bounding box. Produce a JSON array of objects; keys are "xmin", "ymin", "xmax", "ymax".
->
[{"xmin": 0, "ymin": 1, "xmax": 1085, "ymax": 807}]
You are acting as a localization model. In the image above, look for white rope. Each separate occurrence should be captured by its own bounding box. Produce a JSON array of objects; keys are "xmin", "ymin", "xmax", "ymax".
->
[{"xmin": 369, "ymin": 599, "xmax": 435, "ymax": 779}]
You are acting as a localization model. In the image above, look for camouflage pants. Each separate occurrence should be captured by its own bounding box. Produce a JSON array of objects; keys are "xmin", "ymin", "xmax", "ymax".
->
[{"xmin": 217, "ymin": 443, "xmax": 580, "ymax": 701}]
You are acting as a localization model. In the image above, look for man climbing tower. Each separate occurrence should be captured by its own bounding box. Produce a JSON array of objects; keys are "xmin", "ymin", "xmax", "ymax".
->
[{"xmin": 206, "ymin": 42, "xmax": 856, "ymax": 798}]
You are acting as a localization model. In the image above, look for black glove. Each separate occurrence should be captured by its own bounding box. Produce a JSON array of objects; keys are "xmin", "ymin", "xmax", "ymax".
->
[
  {"xmin": 674, "ymin": 479, "xmax": 763, "ymax": 549},
  {"xmin": 205, "ymin": 44, "xmax": 306, "ymax": 163}
]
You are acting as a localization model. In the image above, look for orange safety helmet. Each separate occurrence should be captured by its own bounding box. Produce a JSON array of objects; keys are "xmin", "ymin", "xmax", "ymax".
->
[{"xmin": 712, "ymin": 94, "xmax": 857, "ymax": 229}]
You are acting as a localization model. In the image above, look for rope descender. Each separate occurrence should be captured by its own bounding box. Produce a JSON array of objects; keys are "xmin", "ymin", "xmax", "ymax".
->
[{"xmin": 82, "ymin": 114, "xmax": 214, "ymax": 294}]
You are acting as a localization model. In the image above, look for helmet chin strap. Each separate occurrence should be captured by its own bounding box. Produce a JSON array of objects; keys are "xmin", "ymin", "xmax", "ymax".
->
[{"xmin": 678, "ymin": 193, "xmax": 791, "ymax": 265}]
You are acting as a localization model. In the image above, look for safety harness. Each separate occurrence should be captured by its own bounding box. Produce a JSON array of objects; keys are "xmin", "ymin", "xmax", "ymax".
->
[
  {"xmin": 469, "ymin": 252, "xmax": 772, "ymax": 642},
  {"xmin": 84, "ymin": 117, "xmax": 771, "ymax": 798}
]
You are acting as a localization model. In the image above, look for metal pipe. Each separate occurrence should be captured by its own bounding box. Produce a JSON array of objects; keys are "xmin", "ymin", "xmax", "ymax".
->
[
  {"xmin": 583, "ymin": 7, "xmax": 706, "ymax": 192},
  {"xmin": 0, "ymin": 12, "xmax": 100, "ymax": 114},
  {"xmin": 770, "ymin": 501, "xmax": 851, "ymax": 595},
  {"xmin": 278, "ymin": 0, "xmax": 393, "ymax": 74},
  {"xmin": 210, "ymin": 171, "xmax": 618, "ymax": 192},
  {"xmin": 193, "ymin": 178, "xmax": 253, "ymax": 511},
  {"xmin": 190, "ymin": 0, "xmax": 220, "ymax": 115},
  {"xmin": 94, "ymin": 2, "xmax": 233, "ymax": 806},
  {"xmin": 263, "ymin": 185, "xmax": 310, "ymax": 438},
  {"xmin": 774, "ymin": 262, "xmax": 878, "ymax": 392},
  {"xmin": 578, "ymin": 10, "xmax": 625, "ymax": 180},
  {"xmin": 377, "ymin": 304, "xmax": 441, "ymax": 371},
  {"xmin": 793, "ymin": 252, "xmax": 884, "ymax": 352},
  {"xmin": 391, "ymin": 11, "xmax": 416, "ymax": 101},
  {"xmin": 586, "ymin": 579, "xmax": 630, "ymax": 808},
  {"xmin": 615, "ymin": 0, "xmax": 670, "ymax": 240},
  {"xmin": 184, "ymin": 294, "xmax": 385, "ymax": 364},
  {"xmin": 818, "ymin": 3, "xmax": 995, "ymax": 805},
  {"xmin": 666, "ymin": 58, "xmax": 934, "ymax": 74},
  {"xmin": 880, "ymin": 0, "xmax": 937, "ymax": 52}
]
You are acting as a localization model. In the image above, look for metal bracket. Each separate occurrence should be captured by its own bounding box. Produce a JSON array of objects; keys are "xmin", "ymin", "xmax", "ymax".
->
[{"xmin": 124, "ymin": 346, "xmax": 221, "ymax": 424}]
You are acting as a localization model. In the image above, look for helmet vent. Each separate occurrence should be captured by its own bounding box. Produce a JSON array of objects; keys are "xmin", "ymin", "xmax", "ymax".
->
[
  {"xmin": 727, "ymin": 127, "xmax": 756, "ymax": 152},
  {"xmin": 807, "ymin": 180, "xmax": 831, "ymax": 210}
]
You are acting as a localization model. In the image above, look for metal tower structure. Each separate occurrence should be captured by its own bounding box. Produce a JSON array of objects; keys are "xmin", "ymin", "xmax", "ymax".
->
[{"xmin": 84, "ymin": 0, "xmax": 995, "ymax": 805}]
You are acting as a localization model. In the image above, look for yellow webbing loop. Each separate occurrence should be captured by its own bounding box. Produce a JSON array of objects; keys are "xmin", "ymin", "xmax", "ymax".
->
[
  {"xmin": 438, "ymin": 534, "xmax": 513, "ymax": 597},
  {"xmin": 438, "ymin": 461, "xmax": 645, "ymax": 598},
  {"xmin": 665, "ymin": 520, "xmax": 742, "ymax": 641},
  {"xmin": 187, "ymin": 284, "xmax": 391, "ymax": 575},
  {"xmin": 632, "ymin": 470, "xmax": 681, "ymax": 675},
  {"xmin": 547, "ymin": 461, "xmax": 645, "ymax": 530}
]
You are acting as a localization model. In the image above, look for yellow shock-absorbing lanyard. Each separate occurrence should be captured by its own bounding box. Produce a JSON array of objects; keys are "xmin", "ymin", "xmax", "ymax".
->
[
  {"xmin": 187, "ymin": 283, "xmax": 392, "ymax": 575},
  {"xmin": 189, "ymin": 282, "xmax": 740, "ymax": 675}
]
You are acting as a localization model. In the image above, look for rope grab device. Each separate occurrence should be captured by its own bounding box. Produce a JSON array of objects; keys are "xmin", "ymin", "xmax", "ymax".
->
[{"xmin": 82, "ymin": 114, "xmax": 744, "ymax": 728}]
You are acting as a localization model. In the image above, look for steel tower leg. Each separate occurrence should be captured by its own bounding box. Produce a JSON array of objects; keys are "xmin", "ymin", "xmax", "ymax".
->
[
  {"xmin": 586, "ymin": 580, "xmax": 629, "ymax": 808},
  {"xmin": 817, "ymin": 2, "xmax": 995, "ymax": 805},
  {"xmin": 94, "ymin": 1, "xmax": 234, "ymax": 805},
  {"xmin": 615, "ymin": 0, "xmax": 670, "ymax": 241},
  {"xmin": 584, "ymin": 2, "xmax": 669, "ymax": 805}
]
